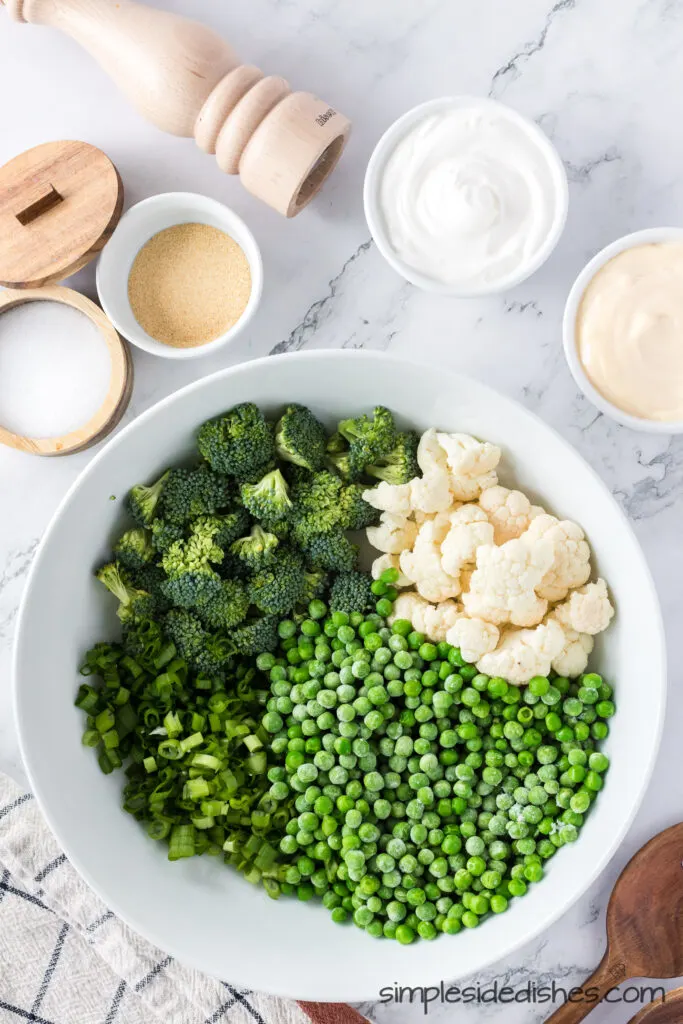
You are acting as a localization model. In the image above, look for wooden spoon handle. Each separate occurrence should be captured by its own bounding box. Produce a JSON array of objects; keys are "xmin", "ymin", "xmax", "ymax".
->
[
  {"xmin": 297, "ymin": 1003, "xmax": 369, "ymax": 1024},
  {"xmin": 544, "ymin": 951, "xmax": 630, "ymax": 1023}
]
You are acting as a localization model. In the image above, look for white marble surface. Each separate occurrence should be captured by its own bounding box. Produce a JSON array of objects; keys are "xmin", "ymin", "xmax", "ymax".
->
[{"xmin": 1, "ymin": 0, "xmax": 683, "ymax": 1020}]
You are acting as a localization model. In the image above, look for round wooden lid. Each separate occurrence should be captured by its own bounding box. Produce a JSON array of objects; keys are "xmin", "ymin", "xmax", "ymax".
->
[{"xmin": 0, "ymin": 140, "xmax": 124, "ymax": 289}]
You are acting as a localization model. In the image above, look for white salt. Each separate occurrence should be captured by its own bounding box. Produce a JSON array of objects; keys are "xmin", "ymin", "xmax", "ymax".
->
[{"xmin": 0, "ymin": 302, "xmax": 111, "ymax": 437}]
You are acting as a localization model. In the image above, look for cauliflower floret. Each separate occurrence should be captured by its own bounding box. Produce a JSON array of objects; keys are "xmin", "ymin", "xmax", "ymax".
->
[
  {"xmin": 389, "ymin": 592, "xmax": 431, "ymax": 630},
  {"xmin": 462, "ymin": 538, "xmax": 553, "ymax": 627},
  {"xmin": 363, "ymin": 481, "xmax": 412, "ymax": 517},
  {"xmin": 446, "ymin": 617, "xmax": 500, "ymax": 664},
  {"xmin": 370, "ymin": 553, "xmax": 412, "ymax": 588},
  {"xmin": 417, "ymin": 429, "xmax": 449, "ymax": 476},
  {"xmin": 388, "ymin": 592, "xmax": 462, "ymax": 641},
  {"xmin": 476, "ymin": 618, "xmax": 565, "ymax": 685},
  {"xmin": 409, "ymin": 472, "xmax": 453, "ymax": 514},
  {"xmin": 400, "ymin": 518, "xmax": 461, "ymax": 603},
  {"xmin": 479, "ymin": 486, "xmax": 544, "ymax": 544},
  {"xmin": 554, "ymin": 579, "xmax": 614, "ymax": 636},
  {"xmin": 367, "ymin": 512, "xmax": 418, "ymax": 555},
  {"xmin": 441, "ymin": 505, "xmax": 495, "ymax": 577},
  {"xmin": 522, "ymin": 514, "xmax": 591, "ymax": 602},
  {"xmin": 550, "ymin": 622, "xmax": 594, "ymax": 678},
  {"xmin": 436, "ymin": 432, "xmax": 501, "ymax": 501},
  {"xmin": 421, "ymin": 601, "xmax": 463, "ymax": 642}
]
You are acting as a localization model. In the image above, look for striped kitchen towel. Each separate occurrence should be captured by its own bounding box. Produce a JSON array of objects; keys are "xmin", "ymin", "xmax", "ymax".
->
[{"xmin": 0, "ymin": 773, "xmax": 367, "ymax": 1024}]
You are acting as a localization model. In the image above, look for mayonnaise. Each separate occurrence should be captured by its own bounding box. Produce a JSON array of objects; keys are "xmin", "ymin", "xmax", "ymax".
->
[
  {"xmin": 378, "ymin": 103, "xmax": 563, "ymax": 290},
  {"xmin": 577, "ymin": 243, "xmax": 683, "ymax": 422}
]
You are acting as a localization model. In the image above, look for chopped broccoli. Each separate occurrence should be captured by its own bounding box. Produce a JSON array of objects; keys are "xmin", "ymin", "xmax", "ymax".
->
[
  {"xmin": 193, "ymin": 508, "xmax": 251, "ymax": 549},
  {"xmin": 231, "ymin": 525, "xmax": 279, "ymax": 569},
  {"xmin": 326, "ymin": 431, "xmax": 346, "ymax": 455},
  {"xmin": 339, "ymin": 484, "xmax": 381, "ymax": 531},
  {"xmin": 229, "ymin": 615, "xmax": 279, "ymax": 656},
  {"xmin": 124, "ymin": 563, "xmax": 169, "ymax": 612},
  {"xmin": 291, "ymin": 471, "xmax": 344, "ymax": 544},
  {"xmin": 197, "ymin": 578, "xmax": 250, "ymax": 631},
  {"xmin": 197, "ymin": 402, "xmax": 274, "ymax": 480},
  {"xmin": 160, "ymin": 525, "xmax": 224, "ymax": 609},
  {"xmin": 275, "ymin": 404, "xmax": 328, "ymax": 471},
  {"xmin": 300, "ymin": 568, "xmax": 329, "ymax": 606},
  {"xmin": 337, "ymin": 406, "xmax": 396, "ymax": 473},
  {"xmin": 96, "ymin": 563, "xmax": 156, "ymax": 623},
  {"xmin": 366, "ymin": 430, "xmax": 420, "ymax": 485},
  {"xmin": 128, "ymin": 471, "xmax": 170, "ymax": 526},
  {"xmin": 150, "ymin": 518, "xmax": 186, "ymax": 553},
  {"xmin": 303, "ymin": 529, "xmax": 358, "ymax": 572},
  {"xmin": 240, "ymin": 469, "xmax": 292, "ymax": 523},
  {"xmin": 113, "ymin": 528, "xmax": 155, "ymax": 571},
  {"xmin": 162, "ymin": 609, "xmax": 231, "ymax": 676},
  {"xmin": 326, "ymin": 448, "xmax": 364, "ymax": 483},
  {"xmin": 329, "ymin": 571, "xmax": 375, "ymax": 613},
  {"xmin": 159, "ymin": 465, "xmax": 232, "ymax": 525},
  {"xmin": 248, "ymin": 548, "xmax": 306, "ymax": 616}
]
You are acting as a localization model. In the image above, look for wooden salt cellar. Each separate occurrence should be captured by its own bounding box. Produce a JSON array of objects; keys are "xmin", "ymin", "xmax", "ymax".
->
[
  {"xmin": 1, "ymin": 0, "xmax": 352, "ymax": 217},
  {"xmin": 0, "ymin": 140, "xmax": 131, "ymax": 456}
]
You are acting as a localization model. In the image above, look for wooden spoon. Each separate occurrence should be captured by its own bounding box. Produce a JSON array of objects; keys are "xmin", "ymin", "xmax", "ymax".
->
[
  {"xmin": 545, "ymin": 823, "xmax": 683, "ymax": 1023},
  {"xmin": 628, "ymin": 987, "xmax": 683, "ymax": 1024}
]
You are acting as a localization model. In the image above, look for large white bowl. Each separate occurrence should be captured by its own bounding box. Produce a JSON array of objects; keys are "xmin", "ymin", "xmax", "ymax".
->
[{"xmin": 14, "ymin": 351, "xmax": 665, "ymax": 1002}]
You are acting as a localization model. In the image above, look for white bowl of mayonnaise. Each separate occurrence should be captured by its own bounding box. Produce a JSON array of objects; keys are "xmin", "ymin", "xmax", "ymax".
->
[
  {"xmin": 563, "ymin": 227, "xmax": 683, "ymax": 433},
  {"xmin": 364, "ymin": 96, "xmax": 568, "ymax": 296}
]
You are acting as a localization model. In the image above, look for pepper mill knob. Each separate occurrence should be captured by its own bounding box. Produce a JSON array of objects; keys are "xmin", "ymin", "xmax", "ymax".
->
[{"xmin": 3, "ymin": 0, "xmax": 351, "ymax": 217}]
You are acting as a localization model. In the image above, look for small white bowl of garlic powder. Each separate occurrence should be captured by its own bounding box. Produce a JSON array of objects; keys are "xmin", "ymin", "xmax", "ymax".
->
[{"xmin": 364, "ymin": 96, "xmax": 568, "ymax": 296}]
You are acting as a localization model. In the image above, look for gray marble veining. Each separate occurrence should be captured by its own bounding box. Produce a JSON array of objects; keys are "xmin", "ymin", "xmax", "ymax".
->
[{"xmin": 1, "ymin": 0, "xmax": 683, "ymax": 1019}]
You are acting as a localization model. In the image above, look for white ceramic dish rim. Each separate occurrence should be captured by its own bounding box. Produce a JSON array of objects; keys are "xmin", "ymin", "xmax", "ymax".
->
[
  {"xmin": 563, "ymin": 226, "xmax": 683, "ymax": 434},
  {"xmin": 13, "ymin": 351, "xmax": 666, "ymax": 1001},
  {"xmin": 96, "ymin": 192, "xmax": 264, "ymax": 361},
  {"xmin": 363, "ymin": 96, "xmax": 569, "ymax": 297}
]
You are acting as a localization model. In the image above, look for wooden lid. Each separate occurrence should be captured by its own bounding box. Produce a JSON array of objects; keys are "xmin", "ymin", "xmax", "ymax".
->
[{"xmin": 0, "ymin": 140, "xmax": 124, "ymax": 288}]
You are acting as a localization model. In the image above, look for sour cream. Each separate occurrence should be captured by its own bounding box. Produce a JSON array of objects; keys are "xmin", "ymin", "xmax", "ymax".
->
[
  {"xmin": 576, "ymin": 242, "xmax": 683, "ymax": 422},
  {"xmin": 376, "ymin": 100, "xmax": 566, "ymax": 292}
]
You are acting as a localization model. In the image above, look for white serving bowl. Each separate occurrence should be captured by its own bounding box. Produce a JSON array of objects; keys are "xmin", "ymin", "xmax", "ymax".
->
[
  {"xmin": 563, "ymin": 227, "xmax": 683, "ymax": 433},
  {"xmin": 97, "ymin": 193, "xmax": 263, "ymax": 360},
  {"xmin": 364, "ymin": 96, "xmax": 569, "ymax": 296},
  {"xmin": 14, "ymin": 351, "xmax": 664, "ymax": 1001}
]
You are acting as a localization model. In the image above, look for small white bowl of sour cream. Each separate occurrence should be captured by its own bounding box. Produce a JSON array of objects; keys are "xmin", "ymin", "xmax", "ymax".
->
[
  {"xmin": 563, "ymin": 227, "xmax": 683, "ymax": 434},
  {"xmin": 364, "ymin": 96, "xmax": 568, "ymax": 297}
]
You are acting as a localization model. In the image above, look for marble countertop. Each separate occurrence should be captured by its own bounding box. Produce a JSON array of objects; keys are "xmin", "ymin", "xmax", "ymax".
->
[{"xmin": 1, "ymin": 0, "xmax": 683, "ymax": 1020}]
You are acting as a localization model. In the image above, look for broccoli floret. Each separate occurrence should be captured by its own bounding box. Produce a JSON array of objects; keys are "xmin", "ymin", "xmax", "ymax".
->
[
  {"xmin": 163, "ymin": 608, "xmax": 205, "ymax": 663},
  {"xmin": 339, "ymin": 484, "xmax": 381, "ymax": 531},
  {"xmin": 121, "ymin": 618, "xmax": 167, "ymax": 666},
  {"xmin": 128, "ymin": 471, "xmax": 170, "ymax": 526},
  {"xmin": 231, "ymin": 524, "xmax": 279, "ymax": 569},
  {"xmin": 240, "ymin": 469, "xmax": 292, "ymax": 523},
  {"xmin": 163, "ymin": 608, "xmax": 231, "ymax": 677},
  {"xmin": 329, "ymin": 571, "xmax": 374, "ymax": 613},
  {"xmin": 193, "ymin": 508, "xmax": 251, "ymax": 549},
  {"xmin": 151, "ymin": 518, "xmax": 185, "ymax": 553},
  {"xmin": 337, "ymin": 406, "xmax": 396, "ymax": 472},
  {"xmin": 124, "ymin": 563, "xmax": 169, "ymax": 612},
  {"xmin": 159, "ymin": 465, "xmax": 232, "ymax": 524},
  {"xmin": 96, "ymin": 563, "xmax": 156, "ymax": 623},
  {"xmin": 248, "ymin": 548, "xmax": 306, "ymax": 616},
  {"xmin": 291, "ymin": 471, "xmax": 344, "ymax": 544},
  {"xmin": 198, "ymin": 402, "xmax": 274, "ymax": 480},
  {"xmin": 303, "ymin": 530, "xmax": 358, "ymax": 572},
  {"xmin": 113, "ymin": 528, "xmax": 155, "ymax": 571},
  {"xmin": 229, "ymin": 615, "xmax": 279, "ymax": 656},
  {"xmin": 326, "ymin": 448, "xmax": 364, "ymax": 483},
  {"xmin": 160, "ymin": 525, "xmax": 224, "ymax": 609},
  {"xmin": 366, "ymin": 431, "xmax": 420, "ymax": 485},
  {"xmin": 275, "ymin": 404, "xmax": 328, "ymax": 471},
  {"xmin": 197, "ymin": 578, "xmax": 250, "ymax": 631},
  {"xmin": 300, "ymin": 568, "xmax": 329, "ymax": 606}
]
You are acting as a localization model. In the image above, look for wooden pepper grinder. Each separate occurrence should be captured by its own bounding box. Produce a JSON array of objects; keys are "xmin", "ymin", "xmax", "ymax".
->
[{"xmin": 1, "ymin": 0, "xmax": 352, "ymax": 217}]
